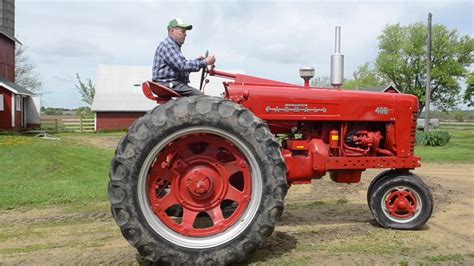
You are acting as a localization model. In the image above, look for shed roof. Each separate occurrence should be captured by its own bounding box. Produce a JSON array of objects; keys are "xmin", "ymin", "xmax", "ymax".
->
[
  {"xmin": 91, "ymin": 65, "xmax": 154, "ymax": 112},
  {"xmin": 357, "ymin": 85, "xmax": 400, "ymax": 93},
  {"xmin": 91, "ymin": 64, "xmax": 242, "ymax": 112},
  {"xmin": 0, "ymin": 75, "xmax": 34, "ymax": 96}
]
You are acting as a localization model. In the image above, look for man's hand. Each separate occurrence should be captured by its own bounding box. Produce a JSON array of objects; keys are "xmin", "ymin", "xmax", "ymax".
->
[{"xmin": 205, "ymin": 55, "xmax": 216, "ymax": 66}]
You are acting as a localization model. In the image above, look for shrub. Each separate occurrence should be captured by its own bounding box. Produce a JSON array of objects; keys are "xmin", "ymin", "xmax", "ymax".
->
[
  {"xmin": 75, "ymin": 106, "xmax": 94, "ymax": 118},
  {"xmin": 416, "ymin": 130, "xmax": 451, "ymax": 146},
  {"xmin": 454, "ymin": 112, "xmax": 465, "ymax": 122}
]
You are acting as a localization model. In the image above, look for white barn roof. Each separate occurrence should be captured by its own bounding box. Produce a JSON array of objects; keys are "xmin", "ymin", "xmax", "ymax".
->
[{"xmin": 92, "ymin": 64, "xmax": 242, "ymax": 112}]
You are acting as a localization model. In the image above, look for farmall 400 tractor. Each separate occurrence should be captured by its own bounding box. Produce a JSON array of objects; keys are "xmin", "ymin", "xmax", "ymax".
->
[{"xmin": 108, "ymin": 27, "xmax": 433, "ymax": 264}]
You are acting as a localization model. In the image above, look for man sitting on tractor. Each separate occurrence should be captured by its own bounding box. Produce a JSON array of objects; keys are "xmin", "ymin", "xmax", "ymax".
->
[{"xmin": 152, "ymin": 18, "xmax": 216, "ymax": 96}]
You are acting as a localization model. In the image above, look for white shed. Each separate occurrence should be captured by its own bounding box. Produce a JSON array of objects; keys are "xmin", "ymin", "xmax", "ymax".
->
[{"xmin": 91, "ymin": 64, "xmax": 240, "ymax": 131}]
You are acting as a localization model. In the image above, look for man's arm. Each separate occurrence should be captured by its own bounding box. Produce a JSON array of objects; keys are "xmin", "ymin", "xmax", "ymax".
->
[{"xmin": 161, "ymin": 43, "xmax": 206, "ymax": 72}]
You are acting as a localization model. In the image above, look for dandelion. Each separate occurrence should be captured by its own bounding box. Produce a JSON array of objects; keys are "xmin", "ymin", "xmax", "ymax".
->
[{"xmin": 0, "ymin": 136, "xmax": 31, "ymax": 146}]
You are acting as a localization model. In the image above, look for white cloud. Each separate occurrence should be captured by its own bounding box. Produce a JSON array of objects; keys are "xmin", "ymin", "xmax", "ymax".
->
[{"xmin": 15, "ymin": 0, "xmax": 473, "ymax": 108}]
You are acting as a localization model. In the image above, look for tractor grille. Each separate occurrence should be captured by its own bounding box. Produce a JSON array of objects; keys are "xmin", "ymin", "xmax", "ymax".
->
[{"xmin": 410, "ymin": 111, "xmax": 417, "ymax": 153}]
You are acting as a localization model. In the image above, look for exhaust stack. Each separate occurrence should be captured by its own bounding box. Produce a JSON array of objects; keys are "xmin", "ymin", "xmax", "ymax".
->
[{"xmin": 330, "ymin": 26, "xmax": 344, "ymax": 88}]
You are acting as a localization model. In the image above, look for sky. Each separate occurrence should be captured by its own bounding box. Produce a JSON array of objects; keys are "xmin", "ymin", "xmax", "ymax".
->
[{"xmin": 14, "ymin": 0, "xmax": 474, "ymax": 109}]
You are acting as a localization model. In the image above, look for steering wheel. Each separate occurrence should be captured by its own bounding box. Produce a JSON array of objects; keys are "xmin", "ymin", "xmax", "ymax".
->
[{"xmin": 199, "ymin": 50, "xmax": 209, "ymax": 91}]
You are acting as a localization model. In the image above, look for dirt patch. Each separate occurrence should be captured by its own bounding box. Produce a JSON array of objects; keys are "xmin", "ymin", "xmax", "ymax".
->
[
  {"xmin": 245, "ymin": 163, "xmax": 474, "ymax": 265},
  {"xmin": 1, "ymin": 163, "xmax": 473, "ymax": 265},
  {"xmin": 64, "ymin": 135, "xmax": 122, "ymax": 150}
]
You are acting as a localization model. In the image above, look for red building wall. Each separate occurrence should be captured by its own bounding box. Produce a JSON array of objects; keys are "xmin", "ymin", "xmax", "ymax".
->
[
  {"xmin": 96, "ymin": 112, "xmax": 145, "ymax": 131},
  {"xmin": 0, "ymin": 35, "xmax": 15, "ymax": 82},
  {"xmin": 0, "ymin": 86, "xmax": 12, "ymax": 129}
]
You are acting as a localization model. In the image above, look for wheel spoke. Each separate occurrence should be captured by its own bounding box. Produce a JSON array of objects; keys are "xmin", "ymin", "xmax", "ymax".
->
[
  {"xmin": 386, "ymin": 202, "xmax": 398, "ymax": 213},
  {"xmin": 154, "ymin": 190, "xmax": 179, "ymax": 213},
  {"xmin": 226, "ymin": 185, "xmax": 244, "ymax": 202},
  {"xmin": 201, "ymin": 143, "xmax": 220, "ymax": 158},
  {"xmin": 181, "ymin": 209, "xmax": 199, "ymax": 229},
  {"xmin": 207, "ymin": 206, "xmax": 225, "ymax": 224},
  {"xmin": 392, "ymin": 190, "xmax": 402, "ymax": 198},
  {"xmin": 402, "ymin": 196, "xmax": 417, "ymax": 214},
  {"xmin": 149, "ymin": 168, "xmax": 175, "ymax": 184},
  {"xmin": 407, "ymin": 201, "xmax": 417, "ymax": 212},
  {"xmin": 171, "ymin": 137, "xmax": 200, "ymax": 161},
  {"xmin": 222, "ymin": 161, "xmax": 244, "ymax": 180},
  {"xmin": 173, "ymin": 148, "xmax": 195, "ymax": 163}
]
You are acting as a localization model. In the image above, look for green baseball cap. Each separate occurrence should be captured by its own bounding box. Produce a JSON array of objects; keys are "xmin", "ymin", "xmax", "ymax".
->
[{"xmin": 167, "ymin": 18, "xmax": 193, "ymax": 30}]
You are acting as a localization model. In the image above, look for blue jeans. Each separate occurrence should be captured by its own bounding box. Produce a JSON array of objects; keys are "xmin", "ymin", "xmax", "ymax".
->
[{"xmin": 158, "ymin": 81, "xmax": 203, "ymax": 96}]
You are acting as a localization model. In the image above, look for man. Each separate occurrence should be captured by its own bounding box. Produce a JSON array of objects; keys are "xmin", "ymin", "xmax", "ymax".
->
[{"xmin": 152, "ymin": 18, "xmax": 216, "ymax": 96}]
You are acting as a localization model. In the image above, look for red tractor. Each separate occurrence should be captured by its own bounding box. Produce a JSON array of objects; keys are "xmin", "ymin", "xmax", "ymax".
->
[{"xmin": 108, "ymin": 28, "xmax": 432, "ymax": 264}]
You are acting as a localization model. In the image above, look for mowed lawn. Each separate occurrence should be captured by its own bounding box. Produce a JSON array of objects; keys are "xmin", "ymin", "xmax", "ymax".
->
[
  {"xmin": 0, "ymin": 134, "xmax": 114, "ymax": 210},
  {"xmin": 415, "ymin": 129, "xmax": 474, "ymax": 163},
  {"xmin": 0, "ymin": 129, "xmax": 472, "ymax": 210}
]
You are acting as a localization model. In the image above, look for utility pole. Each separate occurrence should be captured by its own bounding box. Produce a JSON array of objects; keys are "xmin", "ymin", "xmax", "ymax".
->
[{"xmin": 424, "ymin": 13, "xmax": 432, "ymax": 132}]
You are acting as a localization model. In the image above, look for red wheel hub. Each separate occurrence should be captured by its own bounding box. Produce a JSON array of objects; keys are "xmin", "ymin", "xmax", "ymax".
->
[
  {"xmin": 185, "ymin": 168, "xmax": 214, "ymax": 197},
  {"xmin": 147, "ymin": 133, "xmax": 252, "ymax": 237},
  {"xmin": 385, "ymin": 188, "xmax": 418, "ymax": 219}
]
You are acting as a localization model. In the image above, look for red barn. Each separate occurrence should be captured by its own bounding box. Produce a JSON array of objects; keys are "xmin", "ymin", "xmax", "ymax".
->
[{"xmin": 0, "ymin": 0, "xmax": 40, "ymax": 131}]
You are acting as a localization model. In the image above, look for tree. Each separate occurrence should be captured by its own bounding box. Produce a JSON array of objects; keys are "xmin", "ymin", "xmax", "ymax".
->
[
  {"xmin": 15, "ymin": 45, "xmax": 43, "ymax": 94},
  {"xmin": 43, "ymin": 107, "xmax": 63, "ymax": 115},
  {"xmin": 464, "ymin": 72, "xmax": 474, "ymax": 107},
  {"xmin": 375, "ymin": 23, "xmax": 473, "ymax": 112},
  {"xmin": 311, "ymin": 76, "xmax": 331, "ymax": 87},
  {"xmin": 344, "ymin": 62, "xmax": 388, "ymax": 89},
  {"xmin": 75, "ymin": 73, "xmax": 95, "ymax": 105},
  {"xmin": 75, "ymin": 106, "xmax": 94, "ymax": 118}
]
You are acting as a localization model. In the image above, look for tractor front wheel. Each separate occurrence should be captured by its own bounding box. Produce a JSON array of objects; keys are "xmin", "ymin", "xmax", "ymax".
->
[
  {"xmin": 368, "ymin": 173, "xmax": 433, "ymax": 229},
  {"xmin": 108, "ymin": 96, "xmax": 287, "ymax": 264}
]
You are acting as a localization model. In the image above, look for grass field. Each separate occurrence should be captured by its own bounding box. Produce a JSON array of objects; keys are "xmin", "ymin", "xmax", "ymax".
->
[
  {"xmin": 0, "ymin": 134, "xmax": 113, "ymax": 210},
  {"xmin": 415, "ymin": 128, "xmax": 474, "ymax": 163}
]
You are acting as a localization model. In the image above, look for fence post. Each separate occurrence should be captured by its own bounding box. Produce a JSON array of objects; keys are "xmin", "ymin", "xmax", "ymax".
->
[
  {"xmin": 55, "ymin": 119, "xmax": 58, "ymax": 132},
  {"xmin": 80, "ymin": 118, "xmax": 83, "ymax": 132}
]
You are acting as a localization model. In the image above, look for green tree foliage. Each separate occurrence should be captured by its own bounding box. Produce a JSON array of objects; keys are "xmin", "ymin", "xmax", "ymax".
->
[
  {"xmin": 311, "ymin": 76, "xmax": 330, "ymax": 87},
  {"xmin": 375, "ymin": 23, "xmax": 473, "ymax": 112},
  {"xmin": 75, "ymin": 73, "xmax": 95, "ymax": 106},
  {"xmin": 43, "ymin": 107, "xmax": 63, "ymax": 115},
  {"xmin": 344, "ymin": 62, "xmax": 388, "ymax": 89},
  {"xmin": 75, "ymin": 106, "xmax": 94, "ymax": 118},
  {"xmin": 464, "ymin": 72, "xmax": 474, "ymax": 107}
]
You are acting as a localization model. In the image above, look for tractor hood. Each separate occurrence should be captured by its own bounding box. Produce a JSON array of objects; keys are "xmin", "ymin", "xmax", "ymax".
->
[{"xmin": 222, "ymin": 73, "xmax": 419, "ymax": 122}]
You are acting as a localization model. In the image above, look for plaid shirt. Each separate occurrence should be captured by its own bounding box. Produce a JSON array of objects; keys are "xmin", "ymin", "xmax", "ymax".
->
[{"xmin": 152, "ymin": 36, "xmax": 206, "ymax": 83}]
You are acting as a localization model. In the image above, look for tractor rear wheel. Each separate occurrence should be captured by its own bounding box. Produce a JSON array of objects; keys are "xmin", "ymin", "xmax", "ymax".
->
[
  {"xmin": 368, "ymin": 173, "xmax": 433, "ymax": 229},
  {"xmin": 108, "ymin": 96, "xmax": 287, "ymax": 264}
]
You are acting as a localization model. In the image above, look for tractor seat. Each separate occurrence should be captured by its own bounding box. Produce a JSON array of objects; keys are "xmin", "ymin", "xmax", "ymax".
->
[{"xmin": 142, "ymin": 81, "xmax": 181, "ymax": 103}]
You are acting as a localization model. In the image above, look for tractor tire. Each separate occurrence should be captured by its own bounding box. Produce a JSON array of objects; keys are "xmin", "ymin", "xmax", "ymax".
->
[
  {"xmin": 368, "ymin": 173, "xmax": 433, "ymax": 230},
  {"xmin": 108, "ymin": 96, "xmax": 288, "ymax": 264},
  {"xmin": 366, "ymin": 169, "xmax": 403, "ymax": 211}
]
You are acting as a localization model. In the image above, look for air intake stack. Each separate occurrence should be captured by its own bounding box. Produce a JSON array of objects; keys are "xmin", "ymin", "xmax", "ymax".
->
[
  {"xmin": 330, "ymin": 26, "xmax": 344, "ymax": 88},
  {"xmin": 299, "ymin": 66, "xmax": 315, "ymax": 88}
]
